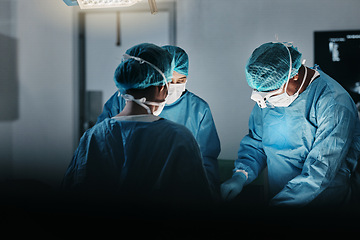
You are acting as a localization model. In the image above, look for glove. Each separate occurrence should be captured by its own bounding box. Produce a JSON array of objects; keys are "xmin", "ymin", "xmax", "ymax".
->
[{"xmin": 220, "ymin": 171, "xmax": 247, "ymax": 201}]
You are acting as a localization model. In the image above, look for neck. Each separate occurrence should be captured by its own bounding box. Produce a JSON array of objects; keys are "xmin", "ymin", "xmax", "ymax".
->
[
  {"xmin": 298, "ymin": 66, "xmax": 315, "ymax": 94},
  {"xmin": 116, "ymin": 101, "xmax": 153, "ymax": 117},
  {"xmin": 286, "ymin": 65, "xmax": 315, "ymax": 95}
]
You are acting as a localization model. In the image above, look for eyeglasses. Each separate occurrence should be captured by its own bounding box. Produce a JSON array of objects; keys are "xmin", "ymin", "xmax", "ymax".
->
[{"xmin": 250, "ymin": 84, "xmax": 285, "ymax": 108}]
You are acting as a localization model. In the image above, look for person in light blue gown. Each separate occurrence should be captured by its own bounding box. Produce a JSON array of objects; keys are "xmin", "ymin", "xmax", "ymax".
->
[
  {"xmin": 96, "ymin": 45, "xmax": 221, "ymax": 195},
  {"xmin": 63, "ymin": 43, "xmax": 213, "ymax": 204},
  {"xmin": 221, "ymin": 42, "xmax": 360, "ymax": 207}
]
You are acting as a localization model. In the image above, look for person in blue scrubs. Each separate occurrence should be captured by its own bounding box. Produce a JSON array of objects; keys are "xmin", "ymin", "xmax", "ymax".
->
[
  {"xmin": 63, "ymin": 43, "xmax": 213, "ymax": 204},
  {"xmin": 221, "ymin": 42, "xmax": 360, "ymax": 207},
  {"xmin": 96, "ymin": 45, "xmax": 221, "ymax": 195}
]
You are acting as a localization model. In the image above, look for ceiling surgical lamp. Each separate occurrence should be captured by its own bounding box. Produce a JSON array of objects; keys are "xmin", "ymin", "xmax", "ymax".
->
[{"xmin": 63, "ymin": 0, "xmax": 158, "ymax": 14}]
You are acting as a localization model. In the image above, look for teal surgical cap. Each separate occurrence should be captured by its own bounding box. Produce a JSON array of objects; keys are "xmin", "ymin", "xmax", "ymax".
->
[
  {"xmin": 162, "ymin": 45, "xmax": 189, "ymax": 76},
  {"xmin": 245, "ymin": 42, "xmax": 302, "ymax": 92},
  {"xmin": 114, "ymin": 43, "xmax": 174, "ymax": 93}
]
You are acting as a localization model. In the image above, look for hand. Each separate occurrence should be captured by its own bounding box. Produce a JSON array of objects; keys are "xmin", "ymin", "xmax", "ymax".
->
[{"xmin": 220, "ymin": 172, "xmax": 247, "ymax": 201}]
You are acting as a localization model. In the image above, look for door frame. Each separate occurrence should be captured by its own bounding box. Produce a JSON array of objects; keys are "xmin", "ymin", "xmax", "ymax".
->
[{"xmin": 72, "ymin": 2, "xmax": 177, "ymax": 143}]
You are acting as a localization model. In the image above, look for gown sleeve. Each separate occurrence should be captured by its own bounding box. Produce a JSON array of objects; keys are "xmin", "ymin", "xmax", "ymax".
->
[
  {"xmin": 196, "ymin": 106, "xmax": 221, "ymax": 193},
  {"xmin": 234, "ymin": 105, "xmax": 267, "ymax": 185}
]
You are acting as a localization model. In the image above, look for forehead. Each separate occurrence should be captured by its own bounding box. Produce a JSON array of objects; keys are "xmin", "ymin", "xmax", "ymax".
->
[{"xmin": 172, "ymin": 71, "xmax": 187, "ymax": 78}]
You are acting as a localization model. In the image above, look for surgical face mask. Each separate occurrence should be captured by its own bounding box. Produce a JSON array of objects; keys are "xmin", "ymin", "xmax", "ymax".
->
[
  {"xmin": 251, "ymin": 86, "xmax": 284, "ymax": 108},
  {"xmin": 121, "ymin": 91, "xmax": 167, "ymax": 116},
  {"xmin": 166, "ymin": 82, "xmax": 186, "ymax": 105},
  {"xmin": 152, "ymin": 100, "xmax": 166, "ymax": 116},
  {"xmin": 266, "ymin": 66, "xmax": 307, "ymax": 107}
]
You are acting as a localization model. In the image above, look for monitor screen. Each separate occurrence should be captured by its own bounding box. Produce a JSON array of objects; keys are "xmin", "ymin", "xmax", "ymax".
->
[{"xmin": 314, "ymin": 30, "xmax": 360, "ymax": 106}]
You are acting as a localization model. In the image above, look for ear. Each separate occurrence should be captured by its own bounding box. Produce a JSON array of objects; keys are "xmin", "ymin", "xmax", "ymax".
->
[{"xmin": 159, "ymin": 84, "xmax": 168, "ymax": 92}]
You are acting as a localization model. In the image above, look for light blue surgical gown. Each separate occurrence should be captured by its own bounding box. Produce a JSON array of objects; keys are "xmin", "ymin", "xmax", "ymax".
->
[
  {"xmin": 63, "ymin": 118, "xmax": 213, "ymax": 203},
  {"xmin": 235, "ymin": 68, "xmax": 360, "ymax": 207},
  {"xmin": 96, "ymin": 90, "xmax": 221, "ymax": 195}
]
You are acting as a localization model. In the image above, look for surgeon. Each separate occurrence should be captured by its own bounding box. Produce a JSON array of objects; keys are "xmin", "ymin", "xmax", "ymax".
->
[
  {"xmin": 96, "ymin": 45, "xmax": 221, "ymax": 195},
  {"xmin": 221, "ymin": 42, "xmax": 360, "ymax": 206},
  {"xmin": 63, "ymin": 43, "xmax": 213, "ymax": 204}
]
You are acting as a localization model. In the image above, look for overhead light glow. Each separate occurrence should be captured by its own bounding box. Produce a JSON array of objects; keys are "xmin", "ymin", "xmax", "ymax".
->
[{"xmin": 76, "ymin": 0, "xmax": 144, "ymax": 9}]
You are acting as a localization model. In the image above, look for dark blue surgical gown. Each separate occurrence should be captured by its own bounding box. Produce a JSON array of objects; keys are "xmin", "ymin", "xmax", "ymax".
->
[
  {"xmin": 63, "ymin": 117, "xmax": 213, "ymax": 204},
  {"xmin": 96, "ymin": 90, "xmax": 221, "ymax": 195},
  {"xmin": 235, "ymin": 68, "xmax": 360, "ymax": 207}
]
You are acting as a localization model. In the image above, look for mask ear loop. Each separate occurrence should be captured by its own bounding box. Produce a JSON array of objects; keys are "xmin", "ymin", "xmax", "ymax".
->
[
  {"xmin": 280, "ymin": 43, "xmax": 293, "ymax": 94},
  {"xmin": 278, "ymin": 43, "xmax": 307, "ymax": 98},
  {"xmin": 294, "ymin": 66, "xmax": 307, "ymax": 96},
  {"xmin": 121, "ymin": 94, "xmax": 152, "ymax": 114}
]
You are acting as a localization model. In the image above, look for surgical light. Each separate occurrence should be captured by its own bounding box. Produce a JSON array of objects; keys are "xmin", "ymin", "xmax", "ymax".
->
[
  {"xmin": 76, "ymin": 0, "xmax": 143, "ymax": 9},
  {"xmin": 63, "ymin": 0, "xmax": 158, "ymax": 14}
]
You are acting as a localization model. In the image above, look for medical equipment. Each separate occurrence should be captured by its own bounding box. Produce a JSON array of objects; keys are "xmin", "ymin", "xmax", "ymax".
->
[{"xmin": 63, "ymin": 0, "xmax": 158, "ymax": 14}]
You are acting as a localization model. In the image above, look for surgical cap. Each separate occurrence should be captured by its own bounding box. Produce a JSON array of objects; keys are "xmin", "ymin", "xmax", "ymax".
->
[
  {"xmin": 245, "ymin": 42, "xmax": 302, "ymax": 92},
  {"xmin": 162, "ymin": 45, "xmax": 189, "ymax": 76},
  {"xmin": 114, "ymin": 43, "xmax": 174, "ymax": 93}
]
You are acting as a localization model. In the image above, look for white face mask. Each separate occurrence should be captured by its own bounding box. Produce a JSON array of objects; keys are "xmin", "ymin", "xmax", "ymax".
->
[
  {"xmin": 251, "ymin": 86, "xmax": 284, "ymax": 108},
  {"xmin": 121, "ymin": 91, "xmax": 167, "ymax": 116},
  {"xmin": 166, "ymin": 82, "xmax": 186, "ymax": 105},
  {"xmin": 266, "ymin": 66, "xmax": 307, "ymax": 108},
  {"xmin": 152, "ymin": 101, "xmax": 166, "ymax": 116}
]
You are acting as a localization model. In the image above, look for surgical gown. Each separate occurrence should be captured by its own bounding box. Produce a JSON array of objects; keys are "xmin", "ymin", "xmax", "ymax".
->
[
  {"xmin": 235, "ymin": 68, "xmax": 360, "ymax": 207},
  {"xmin": 63, "ymin": 117, "xmax": 213, "ymax": 204},
  {"xmin": 96, "ymin": 90, "xmax": 221, "ymax": 195}
]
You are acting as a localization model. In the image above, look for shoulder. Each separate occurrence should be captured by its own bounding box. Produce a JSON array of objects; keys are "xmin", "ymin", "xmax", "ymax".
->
[
  {"xmin": 85, "ymin": 118, "xmax": 118, "ymax": 138},
  {"xmin": 310, "ymin": 70, "xmax": 358, "ymax": 119},
  {"xmin": 183, "ymin": 91, "xmax": 213, "ymax": 119},
  {"xmin": 313, "ymin": 71, "xmax": 355, "ymax": 107},
  {"xmin": 104, "ymin": 92, "xmax": 120, "ymax": 107},
  {"xmin": 185, "ymin": 91, "xmax": 210, "ymax": 108},
  {"xmin": 159, "ymin": 119, "xmax": 197, "ymax": 140}
]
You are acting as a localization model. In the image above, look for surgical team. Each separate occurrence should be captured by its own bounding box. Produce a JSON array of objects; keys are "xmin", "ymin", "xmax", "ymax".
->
[{"xmin": 63, "ymin": 41, "xmax": 360, "ymax": 207}]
